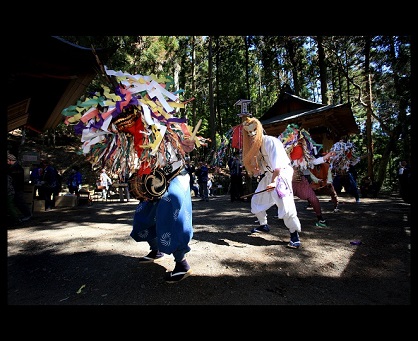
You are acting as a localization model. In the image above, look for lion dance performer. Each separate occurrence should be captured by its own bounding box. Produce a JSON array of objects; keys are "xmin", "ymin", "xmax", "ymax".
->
[
  {"xmin": 241, "ymin": 116, "xmax": 302, "ymax": 249},
  {"xmin": 329, "ymin": 140, "xmax": 362, "ymax": 203},
  {"xmin": 309, "ymin": 154, "xmax": 340, "ymax": 212},
  {"xmin": 279, "ymin": 124, "xmax": 330, "ymax": 227},
  {"xmin": 62, "ymin": 66, "xmax": 207, "ymax": 283}
]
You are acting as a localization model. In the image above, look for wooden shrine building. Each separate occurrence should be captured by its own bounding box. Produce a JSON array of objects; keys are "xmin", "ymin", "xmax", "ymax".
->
[{"xmin": 259, "ymin": 92, "xmax": 360, "ymax": 152}]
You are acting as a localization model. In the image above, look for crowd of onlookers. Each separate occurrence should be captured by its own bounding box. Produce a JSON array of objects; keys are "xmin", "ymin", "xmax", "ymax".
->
[
  {"xmin": 7, "ymin": 152, "xmax": 65, "ymax": 225},
  {"xmin": 185, "ymin": 157, "xmax": 232, "ymax": 201},
  {"xmin": 7, "ymin": 152, "xmax": 33, "ymax": 225},
  {"xmin": 6, "ymin": 149, "xmax": 142, "ymax": 226}
]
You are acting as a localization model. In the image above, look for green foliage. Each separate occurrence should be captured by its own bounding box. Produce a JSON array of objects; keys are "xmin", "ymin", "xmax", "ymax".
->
[{"xmin": 58, "ymin": 35, "xmax": 411, "ymax": 197}]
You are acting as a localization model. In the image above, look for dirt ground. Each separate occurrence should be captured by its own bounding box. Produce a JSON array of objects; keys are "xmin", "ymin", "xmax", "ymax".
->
[{"xmin": 6, "ymin": 191, "xmax": 411, "ymax": 306}]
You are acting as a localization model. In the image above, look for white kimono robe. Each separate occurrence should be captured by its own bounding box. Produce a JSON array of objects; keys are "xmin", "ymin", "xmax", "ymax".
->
[{"xmin": 250, "ymin": 135, "xmax": 301, "ymax": 233}]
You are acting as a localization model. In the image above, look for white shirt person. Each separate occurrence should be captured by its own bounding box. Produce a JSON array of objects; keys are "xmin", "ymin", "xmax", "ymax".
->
[{"xmin": 99, "ymin": 169, "xmax": 112, "ymax": 199}]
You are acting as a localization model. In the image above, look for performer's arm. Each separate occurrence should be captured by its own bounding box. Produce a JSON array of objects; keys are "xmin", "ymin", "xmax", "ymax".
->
[{"xmin": 267, "ymin": 168, "xmax": 281, "ymax": 191}]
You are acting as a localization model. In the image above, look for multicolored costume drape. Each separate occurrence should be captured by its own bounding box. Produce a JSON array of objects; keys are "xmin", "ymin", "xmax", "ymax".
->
[{"xmin": 61, "ymin": 66, "xmax": 205, "ymax": 182}]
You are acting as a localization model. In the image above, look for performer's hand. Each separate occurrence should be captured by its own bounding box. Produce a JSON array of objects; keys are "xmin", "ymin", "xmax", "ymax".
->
[
  {"xmin": 325, "ymin": 151, "xmax": 336, "ymax": 161},
  {"xmin": 266, "ymin": 182, "xmax": 276, "ymax": 191},
  {"xmin": 181, "ymin": 138, "xmax": 196, "ymax": 153}
]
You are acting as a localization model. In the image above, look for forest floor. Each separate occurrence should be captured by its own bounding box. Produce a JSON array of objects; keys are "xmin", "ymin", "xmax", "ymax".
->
[{"xmin": 7, "ymin": 189, "xmax": 412, "ymax": 307}]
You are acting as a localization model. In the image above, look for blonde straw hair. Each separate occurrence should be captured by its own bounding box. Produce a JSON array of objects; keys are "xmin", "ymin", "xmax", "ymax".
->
[{"xmin": 242, "ymin": 117, "xmax": 263, "ymax": 176}]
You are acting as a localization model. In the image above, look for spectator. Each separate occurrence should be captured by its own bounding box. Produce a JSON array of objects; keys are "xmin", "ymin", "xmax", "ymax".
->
[
  {"xmin": 99, "ymin": 168, "xmax": 112, "ymax": 200},
  {"xmin": 398, "ymin": 160, "xmax": 411, "ymax": 203},
  {"xmin": 7, "ymin": 174, "xmax": 22, "ymax": 225},
  {"xmin": 7, "ymin": 152, "xmax": 32, "ymax": 221},
  {"xmin": 208, "ymin": 174, "xmax": 214, "ymax": 196},
  {"xmin": 360, "ymin": 176, "xmax": 376, "ymax": 198},
  {"xmin": 228, "ymin": 151, "xmax": 244, "ymax": 202},
  {"xmin": 67, "ymin": 166, "xmax": 83, "ymax": 196},
  {"xmin": 41, "ymin": 159, "xmax": 60, "ymax": 211},
  {"xmin": 185, "ymin": 157, "xmax": 198, "ymax": 196},
  {"xmin": 398, "ymin": 160, "xmax": 408, "ymax": 177},
  {"xmin": 195, "ymin": 161, "xmax": 209, "ymax": 201},
  {"xmin": 30, "ymin": 163, "xmax": 44, "ymax": 198}
]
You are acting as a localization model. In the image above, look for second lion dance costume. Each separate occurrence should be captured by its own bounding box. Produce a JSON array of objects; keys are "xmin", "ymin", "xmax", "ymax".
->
[
  {"xmin": 279, "ymin": 124, "xmax": 329, "ymax": 227},
  {"xmin": 62, "ymin": 66, "xmax": 207, "ymax": 283}
]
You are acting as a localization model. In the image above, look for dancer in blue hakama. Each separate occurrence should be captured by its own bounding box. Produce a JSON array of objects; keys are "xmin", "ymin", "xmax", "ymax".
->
[
  {"xmin": 130, "ymin": 171, "xmax": 193, "ymax": 282},
  {"xmin": 61, "ymin": 66, "xmax": 205, "ymax": 283}
]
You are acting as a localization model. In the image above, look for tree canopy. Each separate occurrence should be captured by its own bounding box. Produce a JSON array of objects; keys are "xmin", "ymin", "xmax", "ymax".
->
[{"xmin": 57, "ymin": 35, "xmax": 412, "ymax": 195}]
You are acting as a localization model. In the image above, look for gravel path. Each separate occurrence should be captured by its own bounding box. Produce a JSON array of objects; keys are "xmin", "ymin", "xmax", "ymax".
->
[{"xmin": 7, "ymin": 192, "xmax": 411, "ymax": 305}]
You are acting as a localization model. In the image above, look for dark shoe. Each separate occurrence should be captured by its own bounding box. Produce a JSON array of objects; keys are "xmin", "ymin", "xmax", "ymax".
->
[
  {"xmin": 138, "ymin": 250, "xmax": 165, "ymax": 263},
  {"xmin": 165, "ymin": 259, "xmax": 192, "ymax": 283},
  {"xmin": 315, "ymin": 220, "xmax": 327, "ymax": 227},
  {"xmin": 287, "ymin": 240, "xmax": 301, "ymax": 249},
  {"xmin": 287, "ymin": 231, "xmax": 301, "ymax": 249},
  {"xmin": 251, "ymin": 224, "xmax": 270, "ymax": 233}
]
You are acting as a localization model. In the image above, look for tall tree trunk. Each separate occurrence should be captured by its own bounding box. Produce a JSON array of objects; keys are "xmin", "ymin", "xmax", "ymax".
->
[
  {"xmin": 208, "ymin": 36, "xmax": 216, "ymax": 151},
  {"xmin": 363, "ymin": 36, "xmax": 374, "ymax": 179},
  {"xmin": 316, "ymin": 36, "xmax": 329, "ymax": 105},
  {"xmin": 244, "ymin": 36, "xmax": 251, "ymax": 99},
  {"xmin": 284, "ymin": 37, "xmax": 301, "ymax": 95},
  {"xmin": 191, "ymin": 36, "xmax": 197, "ymax": 126},
  {"xmin": 215, "ymin": 36, "xmax": 222, "ymax": 137},
  {"xmin": 372, "ymin": 37, "xmax": 408, "ymax": 193}
]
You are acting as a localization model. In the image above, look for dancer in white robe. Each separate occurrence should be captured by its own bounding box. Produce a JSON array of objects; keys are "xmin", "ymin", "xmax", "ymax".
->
[{"xmin": 242, "ymin": 117, "xmax": 302, "ymax": 248}]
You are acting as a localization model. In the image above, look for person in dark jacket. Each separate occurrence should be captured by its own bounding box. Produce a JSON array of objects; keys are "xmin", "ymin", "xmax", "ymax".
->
[
  {"xmin": 228, "ymin": 152, "xmax": 244, "ymax": 202},
  {"xmin": 195, "ymin": 161, "xmax": 209, "ymax": 201},
  {"xmin": 7, "ymin": 152, "xmax": 32, "ymax": 221},
  {"xmin": 398, "ymin": 160, "xmax": 411, "ymax": 203},
  {"xmin": 185, "ymin": 157, "xmax": 198, "ymax": 196},
  {"xmin": 41, "ymin": 160, "xmax": 60, "ymax": 211},
  {"xmin": 67, "ymin": 166, "xmax": 82, "ymax": 196},
  {"xmin": 30, "ymin": 163, "xmax": 44, "ymax": 198}
]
